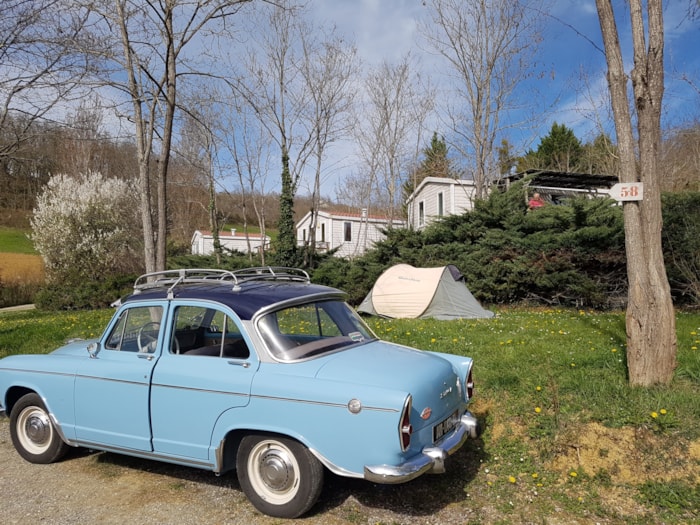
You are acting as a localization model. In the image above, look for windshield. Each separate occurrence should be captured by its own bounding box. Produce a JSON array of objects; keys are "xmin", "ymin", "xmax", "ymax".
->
[{"xmin": 257, "ymin": 300, "xmax": 376, "ymax": 361}]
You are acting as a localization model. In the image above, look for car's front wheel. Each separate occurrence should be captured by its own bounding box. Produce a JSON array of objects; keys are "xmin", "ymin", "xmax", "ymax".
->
[
  {"xmin": 236, "ymin": 434, "xmax": 324, "ymax": 518},
  {"xmin": 9, "ymin": 393, "xmax": 69, "ymax": 464}
]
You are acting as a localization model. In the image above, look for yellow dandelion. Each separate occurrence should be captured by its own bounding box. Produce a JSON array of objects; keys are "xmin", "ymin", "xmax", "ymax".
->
[
  {"xmin": 535, "ymin": 407, "xmax": 542, "ymax": 414},
  {"xmin": 569, "ymin": 471, "xmax": 578, "ymax": 478},
  {"xmin": 531, "ymin": 473, "xmax": 538, "ymax": 479},
  {"xmin": 660, "ymin": 409, "xmax": 667, "ymax": 415},
  {"xmin": 536, "ymin": 385, "xmax": 542, "ymax": 391},
  {"xmin": 430, "ymin": 338, "xmax": 436, "ymax": 343},
  {"xmin": 651, "ymin": 412, "xmax": 658, "ymax": 419},
  {"xmin": 508, "ymin": 476, "xmax": 517, "ymax": 483},
  {"xmin": 611, "ymin": 348, "xmax": 617, "ymax": 353}
]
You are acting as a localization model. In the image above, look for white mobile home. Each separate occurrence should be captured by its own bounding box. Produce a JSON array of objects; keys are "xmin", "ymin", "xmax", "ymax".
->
[
  {"xmin": 405, "ymin": 177, "xmax": 478, "ymax": 230},
  {"xmin": 296, "ymin": 210, "xmax": 405, "ymax": 258},
  {"xmin": 191, "ymin": 229, "xmax": 270, "ymax": 255}
]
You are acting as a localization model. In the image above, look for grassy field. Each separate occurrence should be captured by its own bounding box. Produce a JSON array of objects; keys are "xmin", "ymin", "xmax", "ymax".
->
[
  {"xmin": 0, "ymin": 226, "xmax": 36, "ymax": 254},
  {"xmin": 0, "ymin": 227, "xmax": 44, "ymax": 307},
  {"xmin": 0, "ymin": 307, "xmax": 698, "ymax": 523}
]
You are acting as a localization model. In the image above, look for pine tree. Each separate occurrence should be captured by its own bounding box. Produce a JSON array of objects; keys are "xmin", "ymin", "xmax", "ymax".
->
[
  {"xmin": 402, "ymin": 132, "xmax": 454, "ymax": 201},
  {"xmin": 518, "ymin": 122, "xmax": 584, "ymax": 172}
]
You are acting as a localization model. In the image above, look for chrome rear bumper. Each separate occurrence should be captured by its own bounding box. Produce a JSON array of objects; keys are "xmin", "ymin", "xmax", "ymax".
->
[{"xmin": 364, "ymin": 411, "xmax": 479, "ymax": 484}]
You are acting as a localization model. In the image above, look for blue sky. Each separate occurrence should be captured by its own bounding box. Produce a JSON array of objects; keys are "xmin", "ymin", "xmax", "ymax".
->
[{"xmin": 308, "ymin": 0, "xmax": 699, "ymax": 193}]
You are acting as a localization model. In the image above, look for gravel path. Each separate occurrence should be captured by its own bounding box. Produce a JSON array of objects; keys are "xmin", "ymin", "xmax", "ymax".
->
[{"xmin": 0, "ymin": 416, "xmax": 482, "ymax": 524}]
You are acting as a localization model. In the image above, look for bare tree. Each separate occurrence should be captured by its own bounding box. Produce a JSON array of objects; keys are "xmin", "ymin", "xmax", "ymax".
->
[
  {"xmin": 422, "ymin": 0, "xmax": 542, "ymax": 197},
  {"xmin": 0, "ymin": 0, "xmax": 90, "ymax": 160},
  {"xmin": 233, "ymin": 2, "xmax": 357, "ymax": 266},
  {"xmin": 62, "ymin": 96, "xmax": 106, "ymax": 175},
  {"xmin": 221, "ymin": 94, "xmax": 275, "ymax": 265},
  {"xmin": 355, "ymin": 56, "xmax": 433, "ymax": 221},
  {"xmin": 661, "ymin": 123, "xmax": 700, "ymax": 192},
  {"xmin": 84, "ymin": 0, "xmax": 253, "ymax": 274},
  {"xmin": 298, "ymin": 29, "xmax": 358, "ymax": 264},
  {"xmin": 174, "ymin": 109, "xmax": 220, "ymax": 256},
  {"xmin": 596, "ymin": 0, "xmax": 676, "ymax": 386},
  {"xmin": 233, "ymin": 1, "xmax": 314, "ymax": 265}
]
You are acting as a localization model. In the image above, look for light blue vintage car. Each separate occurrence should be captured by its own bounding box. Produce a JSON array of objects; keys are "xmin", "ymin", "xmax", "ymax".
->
[{"xmin": 0, "ymin": 268, "xmax": 479, "ymax": 518}]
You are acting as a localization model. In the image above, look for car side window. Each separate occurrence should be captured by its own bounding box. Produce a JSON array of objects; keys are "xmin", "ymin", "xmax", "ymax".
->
[
  {"xmin": 170, "ymin": 305, "xmax": 249, "ymax": 359},
  {"xmin": 105, "ymin": 306, "xmax": 164, "ymax": 352}
]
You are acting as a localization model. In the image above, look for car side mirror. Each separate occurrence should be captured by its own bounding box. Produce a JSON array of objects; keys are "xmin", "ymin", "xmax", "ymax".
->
[{"xmin": 87, "ymin": 341, "xmax": 101, "ymax": 358}]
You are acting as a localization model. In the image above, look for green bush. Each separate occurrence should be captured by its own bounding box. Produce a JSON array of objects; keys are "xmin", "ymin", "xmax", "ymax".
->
[
  {"xmin": 316, "ymin": 186, "xmax": 698, "ymax": 310},
  {"xmin": 0, "ymin": 277, "xmax": 41, "ymax": 308},
  {"xmin": 320, "ymin": 184, "xmax": 627, "ymax": 308},
  {"xmin": 662, "ymin": 192, "xmax": 700, "ymax": 306},
  {"xmin": 34, "ymin": 275, "xmax": 135, "ymax": 310}
]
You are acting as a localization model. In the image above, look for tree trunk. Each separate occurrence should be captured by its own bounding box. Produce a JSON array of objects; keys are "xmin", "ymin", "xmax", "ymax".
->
[{"xmin": 596, "ymin": 0, "xmax": 676, "ymax": 386}]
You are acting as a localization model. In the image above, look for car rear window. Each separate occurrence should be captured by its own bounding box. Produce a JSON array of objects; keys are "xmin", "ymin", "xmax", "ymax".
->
[{"xmin": 257, "ymin": 300, "xmax": 375, "ymax": 361}]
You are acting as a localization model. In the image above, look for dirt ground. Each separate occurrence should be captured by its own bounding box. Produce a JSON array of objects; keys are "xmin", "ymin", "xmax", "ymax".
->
[
  {"xmin": 1, "ymin": 416, "xmax": 698, "ymax": 524},
  {"xmin": 0, "ymin": 416, "xmax": 485, "ymax": 525}
]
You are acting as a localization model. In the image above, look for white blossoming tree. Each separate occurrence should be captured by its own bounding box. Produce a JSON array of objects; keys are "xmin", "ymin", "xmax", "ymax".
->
[{"xmin": 31, "ymin": 173, "xmax": 142, "ymax": 284}]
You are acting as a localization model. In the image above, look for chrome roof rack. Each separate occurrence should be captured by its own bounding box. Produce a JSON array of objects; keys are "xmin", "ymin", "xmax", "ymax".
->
[
  {"xmin": 231, "ymin": 267, "xmax": 310, "ymax": 285},
  {"xmin": 133, "ymin": 267, "xmax": 310, "ymax": 297}
]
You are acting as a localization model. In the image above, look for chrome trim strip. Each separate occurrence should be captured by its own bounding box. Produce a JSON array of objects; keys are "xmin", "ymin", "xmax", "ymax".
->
[
  {"xmin": 251, "ymin": 393, "xmax": 397, "ymax": 413},
  {"xmin": 308, "ymin": 447, "xmax": 364, "ymax": 479},
  {"xmin": 48, "ymin": 413, "xmax": 78, "ymax": 448},
  {"xmin": 75, "ymin": 374, "xmax": 149, "ymax": 387},
  {"xmin": 77, "ymin": 440, "xmax": 215, "ymax": 470},
  {"xmin": 151, "ymin": 382, "xmax": 249, "ymax": 398},
  {"xmin": 0, "ymin": 368, "xmax": 74, "ymax": 379}
]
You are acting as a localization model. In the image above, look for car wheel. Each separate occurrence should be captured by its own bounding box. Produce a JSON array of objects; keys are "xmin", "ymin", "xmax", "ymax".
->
[
  {"xmin": 236, "ymin": 434, "xmax": 324, "ymax": 518},
  {"xmin": 9, "ymin": 393, "xmax": 69, "ymax": 464}
]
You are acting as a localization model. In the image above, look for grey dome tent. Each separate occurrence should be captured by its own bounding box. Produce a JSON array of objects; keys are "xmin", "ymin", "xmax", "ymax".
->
[{"xmin": 357, "ymin": 264, "xmax": 494, "ymax": 320}]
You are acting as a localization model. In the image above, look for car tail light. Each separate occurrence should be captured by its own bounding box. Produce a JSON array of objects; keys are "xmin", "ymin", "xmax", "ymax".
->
[
  {"xmin": 465, "ymin": 365, "xmax": 474, "ymax": 400},
  {"xmin": 399, "ymin": 395, "xmax": 413, "ymax": 451}
]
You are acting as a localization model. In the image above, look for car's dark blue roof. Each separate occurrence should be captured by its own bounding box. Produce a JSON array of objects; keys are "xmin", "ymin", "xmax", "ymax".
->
[{"xmin": 123, "ymin": 280, "xmax": 344, "ymax": 320}]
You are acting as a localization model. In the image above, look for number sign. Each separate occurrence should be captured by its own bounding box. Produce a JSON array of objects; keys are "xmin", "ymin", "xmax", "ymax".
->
[{"xmin": 609, "ymin": 182, "xmax": 644, "ymax": 202}]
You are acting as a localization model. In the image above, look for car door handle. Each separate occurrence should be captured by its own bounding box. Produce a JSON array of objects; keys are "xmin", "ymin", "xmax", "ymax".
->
[
  {"xmin": 138, "ymin": 354, "xmax": 154, "ymax": 361},
  {"xmin": 228, "ymin": 360, "xmax": 250, "ymax": 368}
]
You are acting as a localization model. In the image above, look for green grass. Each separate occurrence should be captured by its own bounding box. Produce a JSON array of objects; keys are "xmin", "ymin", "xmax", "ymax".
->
[
  {"xmin": 221, "ymin": 223, "xmax": 278, "ymax": 241},
  {"xmin": 370, "ymin": 308, "xmax": 700, "ymax": 523},
  {"xmin": 0, "ymin": 227, "xmax": 36, "ymax": 254},
  {"xmin": 1, "ymin": 306, "xmax": 698, "ymax": 523}
]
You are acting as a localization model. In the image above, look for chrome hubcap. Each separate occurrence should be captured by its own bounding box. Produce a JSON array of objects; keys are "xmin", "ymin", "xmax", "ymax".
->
[
  {"xmin": 259, "ymin": 449, "xmax": 294, "ymax": 492},
  {"xmin": 24, "ymin": 410, "xmax": 51, "ymax": 445}
]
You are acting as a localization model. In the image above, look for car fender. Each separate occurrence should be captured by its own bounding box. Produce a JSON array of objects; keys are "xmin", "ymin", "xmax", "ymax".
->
[
  {"xmin": 0, "ymin": 355, "xmax": 80, "ymax": 443},
  {"xmin": 208, "ymin": 373, "xmax": 410, "ymax": 477}
]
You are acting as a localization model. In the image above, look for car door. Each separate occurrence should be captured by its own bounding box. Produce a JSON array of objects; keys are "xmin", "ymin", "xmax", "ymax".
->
[
  {"xmin": 73, "ymin": 302, "xmax": 166, "ymax": 451},
  {"xmin": 149, "ymin": 302, "xmax": 258, "ymax": 461}
]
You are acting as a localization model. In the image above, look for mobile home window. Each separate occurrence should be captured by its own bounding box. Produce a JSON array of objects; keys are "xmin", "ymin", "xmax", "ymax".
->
[
  {"xmin": 344, "ymin": 221, "xmax": 352, "ymax": 242},
  {"xmin": 437, "ymin": 192, "xmax": 444, "ymax": 216},
  {"xmin": 418, "ymin": 201, "xmax": 425, "ymax": 226}
]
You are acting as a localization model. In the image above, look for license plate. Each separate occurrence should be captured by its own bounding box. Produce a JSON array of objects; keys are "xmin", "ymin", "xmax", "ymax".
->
[{"xmin": 433, "ymin": 410, "xmax": 459, "ymax": 442}]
